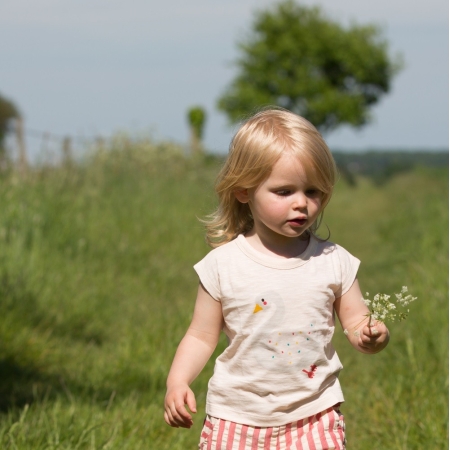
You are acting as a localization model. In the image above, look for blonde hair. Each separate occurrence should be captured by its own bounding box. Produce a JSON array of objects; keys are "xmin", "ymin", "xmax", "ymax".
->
[{"xmin": 204, "ymin": 108, "xmax": 337, "ymax": 247}]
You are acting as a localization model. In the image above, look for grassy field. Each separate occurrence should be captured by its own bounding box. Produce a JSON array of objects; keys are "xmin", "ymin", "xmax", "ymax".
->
[{"xmin": 0, "ymin": 144, "xmax": 447, "ymax": 449}]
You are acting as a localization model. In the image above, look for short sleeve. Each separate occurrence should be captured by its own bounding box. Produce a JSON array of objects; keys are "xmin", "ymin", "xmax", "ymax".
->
[
  {"xmin": 193, "ymin": 251, "xmax": 222, "ymax": 301},
  {"xmin": 334, "ymin": 245, "xmax": 360, "ymax": 298}
]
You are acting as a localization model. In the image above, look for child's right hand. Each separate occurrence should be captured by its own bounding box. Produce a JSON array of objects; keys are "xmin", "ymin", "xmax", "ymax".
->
[
  {"xmin": 164, "ymin": 384, "xmax": 197, "ymax": 428},
  {"xmin": 164, "ymin": 283, "xmax": 222, "ymax": 428}
]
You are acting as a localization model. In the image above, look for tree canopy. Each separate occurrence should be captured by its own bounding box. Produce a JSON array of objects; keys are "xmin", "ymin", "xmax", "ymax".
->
[
  {"xmin": 187, "ymin": 105, "xmax": 207, "ymax": 154},
  {"xmin": 187, "ymin": 106, "xmax": 207, "ymax": 140},
  {"xmin": 0, "ymin": 93, "xmax": 19, "ymax": 147},
  {"xmin": 217, "ymin": 0, "xmax": 402, "ymax": 132}
]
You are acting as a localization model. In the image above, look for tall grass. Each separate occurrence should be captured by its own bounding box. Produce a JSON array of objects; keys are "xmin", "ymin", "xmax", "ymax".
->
[{"xmin": 0, "ymin": 145, "xmax": 447, "ymax": 449}]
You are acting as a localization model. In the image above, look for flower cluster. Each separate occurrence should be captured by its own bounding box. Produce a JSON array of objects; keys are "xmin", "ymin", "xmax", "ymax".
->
[
  {"xmin": 344, "ymin": 286, "xmax": 417, "ymax": 336},
  {"xmin": 363, "ymin": 286, "xmax": 417, "ymax": 323}
]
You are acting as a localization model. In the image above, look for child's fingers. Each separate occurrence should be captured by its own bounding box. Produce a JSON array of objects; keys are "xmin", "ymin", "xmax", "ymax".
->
[
  {"xmin": 165, "ymin": 389, "xmax": 196, "ymax": 428},
  {"xmin": 363, "ymin": 325, "xmax": 379, "ymax": 340},
  {"xmin": 359, "ymin": 322, "xmax": 390, "ymax": 352},
  {"xmin": 172, "ymin": 401, "xmax": 192, "ymax": 425},
  {"xmin": 164, "ymin": 410, "xmax": 179, "ymax": 428},
  {"xmin": 186, "ymin": 389, "xmax": 197, "ymax": 414},
  {"xmin": 165, "ymin": 401, "xmax": 193, "ymax": 428},
  {"xmin": 363, "ymin": 321, "xmax": 385, "ymax": 338},
  {"xmin": 361, "ymin": 329, "xmax": 379, "ymax": 343}
]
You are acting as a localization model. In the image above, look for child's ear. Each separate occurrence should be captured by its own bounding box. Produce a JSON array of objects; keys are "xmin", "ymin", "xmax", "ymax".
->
[{"xmin": 234, "ymin": 189, "xmax": 250, "ymax": 204}]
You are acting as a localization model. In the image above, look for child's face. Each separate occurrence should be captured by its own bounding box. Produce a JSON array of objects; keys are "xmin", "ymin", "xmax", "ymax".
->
[{"xmin": 237, "ymin": 153, "xmax": 322, "ymax": 246}]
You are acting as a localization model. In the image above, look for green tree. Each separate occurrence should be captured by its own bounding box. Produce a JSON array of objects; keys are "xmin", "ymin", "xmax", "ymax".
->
[
  {"xmin": 187, "ymin": 106, "xmax": 207, "ymax": 154},
  {"xmin": 218, "ymin": 0, "xmax": 402, "ymax": 132},
  {"xmin": 0, "ymin": 93, "xmax": 19, "ymax": 159}
]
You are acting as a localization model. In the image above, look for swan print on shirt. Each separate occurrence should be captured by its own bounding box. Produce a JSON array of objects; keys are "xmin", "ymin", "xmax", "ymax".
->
[{"xmin": 247, "ymin": 291, "xmax": 320, "ymax": 377}]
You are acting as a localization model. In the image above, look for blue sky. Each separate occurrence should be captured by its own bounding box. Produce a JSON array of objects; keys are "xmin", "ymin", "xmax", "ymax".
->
[{"xmin": 1, "ymin": 0, "xmax": 448, "ymax": 160}]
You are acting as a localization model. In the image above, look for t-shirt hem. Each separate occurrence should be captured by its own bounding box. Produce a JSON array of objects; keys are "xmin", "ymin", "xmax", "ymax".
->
[{"xmin": 206, "ymin": 391, "xmax": 345, "ymax": 427}]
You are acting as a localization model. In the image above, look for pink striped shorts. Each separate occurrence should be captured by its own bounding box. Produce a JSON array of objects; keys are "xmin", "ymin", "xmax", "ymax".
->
[{"xmin": 198, "ymin": 405, "xmax": 345, "ymax": 450}]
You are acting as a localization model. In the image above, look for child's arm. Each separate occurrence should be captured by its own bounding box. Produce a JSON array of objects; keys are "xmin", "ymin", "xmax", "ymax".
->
[
  {"xmin": 334, "ymin": 278, "xmax": 390, "ymax": 354},
  {"xmin": 164, "ymin": 283, "xmax": 223, "ymax": 428}
]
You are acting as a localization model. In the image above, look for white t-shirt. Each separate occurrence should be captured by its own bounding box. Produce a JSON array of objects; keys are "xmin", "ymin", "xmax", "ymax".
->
[{"xmin": 194, "ymin": 234, "xmax": 360, "ymax": 427}]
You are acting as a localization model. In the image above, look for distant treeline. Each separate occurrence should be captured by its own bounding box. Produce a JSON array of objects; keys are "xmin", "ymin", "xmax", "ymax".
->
[{"xmin": 331, "ymin": 150, "xmax": 448, "ymax": 185}]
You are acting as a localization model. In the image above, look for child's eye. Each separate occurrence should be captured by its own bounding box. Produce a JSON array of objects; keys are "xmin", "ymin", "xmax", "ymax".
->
[
  {"xmin": 275, "ymin": 190, "xmax": 291, "ymax": 196},
  {"xmin": 305, "ymin": 188, "xmax": 321, "ymax": 197}
]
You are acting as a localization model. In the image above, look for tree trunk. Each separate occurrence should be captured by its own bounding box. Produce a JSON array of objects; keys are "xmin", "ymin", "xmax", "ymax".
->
[{"xmin": 190, "ymin": 127, "xmax": 202, "ymax": 156}]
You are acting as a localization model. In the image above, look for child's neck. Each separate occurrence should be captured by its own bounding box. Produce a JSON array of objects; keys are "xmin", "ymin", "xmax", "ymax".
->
[{"xmin": 244, "ymin": 231, "xmax": 310, "ymax": 259}]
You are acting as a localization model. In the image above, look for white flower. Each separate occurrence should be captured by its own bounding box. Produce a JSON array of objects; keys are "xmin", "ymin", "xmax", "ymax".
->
[
  {"xmin": 360, "ymin": 286, "xmax": 417, "ymax": 324},
  {"xmin": 347, "ymin": 286, "xmax": 417, "ymax": 335}
]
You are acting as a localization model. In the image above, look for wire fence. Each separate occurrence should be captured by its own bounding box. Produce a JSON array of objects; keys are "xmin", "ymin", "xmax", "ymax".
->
[
  {"xmin": 4, "ymin": 120, "xmax": 101, "ymax": 168},
  {"xmin": 4, "ymin": 119, "xmax": 190, "ymax": 172}
]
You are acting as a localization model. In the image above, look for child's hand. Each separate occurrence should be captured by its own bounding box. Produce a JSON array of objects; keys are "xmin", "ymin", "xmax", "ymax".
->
[
  {"xmin": 358, "ymin": 321, "xmax": 390, "ymax": 353},
  {"xmin": 164, "ymin": 384, "xmax": 197, "ymax": 428}
]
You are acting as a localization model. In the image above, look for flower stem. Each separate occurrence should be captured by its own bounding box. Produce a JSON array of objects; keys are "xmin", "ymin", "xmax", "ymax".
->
[{"xmin": 353, "ymin": 314, "xmax": 371, "ymax": 331}]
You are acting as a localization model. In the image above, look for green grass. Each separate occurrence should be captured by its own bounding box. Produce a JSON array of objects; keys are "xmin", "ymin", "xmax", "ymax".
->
[{"xmin": 0, "ymin": 145, "xmax": 447, "ymax": 449}]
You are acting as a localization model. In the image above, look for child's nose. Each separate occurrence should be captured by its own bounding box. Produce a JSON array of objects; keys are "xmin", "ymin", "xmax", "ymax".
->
[{"xmin": 293, "ymin": 193, "xmax": 308, "ymax": 209}]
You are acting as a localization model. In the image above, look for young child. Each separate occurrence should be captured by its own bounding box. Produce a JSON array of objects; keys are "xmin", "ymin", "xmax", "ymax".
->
[{"xmin": 164, "ymin": 109, "xmax": 390, "ymax": 449}]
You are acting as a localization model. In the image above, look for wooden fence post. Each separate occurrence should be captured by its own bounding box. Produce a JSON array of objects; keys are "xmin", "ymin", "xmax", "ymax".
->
[
  {"xmin": 15, "ymin": 116, "xmax": 28, "ymax": 176},
  {"xmin": 62, "ymin": 136, "xmax": 73, "ymax": 167}
]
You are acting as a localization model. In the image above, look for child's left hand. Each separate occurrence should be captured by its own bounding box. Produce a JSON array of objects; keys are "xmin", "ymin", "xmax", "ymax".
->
[
  {"xmin": 358, "ymin": 321, "xmax": 390, "ymax": 354},
  {"xmin": 335, "ymin": 279, "xmax": 391, "ymax": 355}
]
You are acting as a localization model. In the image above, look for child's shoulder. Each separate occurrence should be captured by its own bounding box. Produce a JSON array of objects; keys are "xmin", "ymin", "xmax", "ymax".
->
[
  {"xmin": 314, "ymin": 237, "xmax": 338, "ymax": 252},
  {"xmin": 199, "ymin": 236, "xmax": 241, "ymax": 262},
  {"xmin": 313, "ymin": 238, "xmax": 358, "ymax": 260}
]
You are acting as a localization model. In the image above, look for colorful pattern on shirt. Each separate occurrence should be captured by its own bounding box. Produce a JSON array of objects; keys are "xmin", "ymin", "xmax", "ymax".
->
[{"xmin": 194, "ymin": 235, "xmax": 360, "ymax": 426}]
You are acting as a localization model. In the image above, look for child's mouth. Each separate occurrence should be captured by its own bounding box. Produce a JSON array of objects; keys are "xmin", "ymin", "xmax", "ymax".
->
[{"xmin": 288, "ymin": 218, "xmax": 307, "ymax": 227}]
